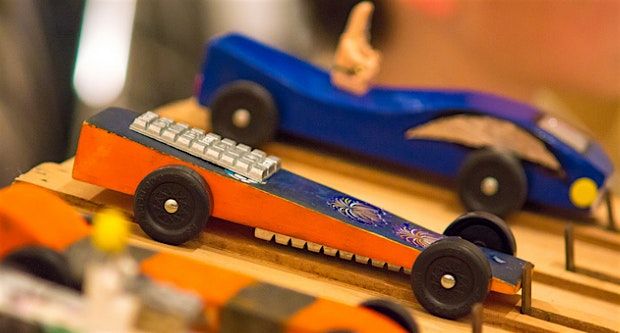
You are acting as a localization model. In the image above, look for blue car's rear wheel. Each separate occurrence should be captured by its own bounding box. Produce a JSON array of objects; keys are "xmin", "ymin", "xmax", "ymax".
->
[
  {"xmin": 210, "ymin": 80, "xmax": 278, "ymax": 147},
  {"xmin": 458, "ymin": 148, "xmax": 527, "ymax": 217}
]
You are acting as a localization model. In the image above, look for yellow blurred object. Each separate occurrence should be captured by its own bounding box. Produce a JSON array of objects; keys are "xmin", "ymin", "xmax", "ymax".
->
[
  {"xmin": 569, "ymin": 177, "xmax": 598, "ymax": 208},
  {"xmin": 91, "ymin": 208, "xmax": 130, "ymax": 254}
]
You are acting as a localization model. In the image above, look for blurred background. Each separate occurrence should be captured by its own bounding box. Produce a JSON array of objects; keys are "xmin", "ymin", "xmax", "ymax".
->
[{"xmin": 0, "ymin": 0, "xmax": 618, "ymax": 190}]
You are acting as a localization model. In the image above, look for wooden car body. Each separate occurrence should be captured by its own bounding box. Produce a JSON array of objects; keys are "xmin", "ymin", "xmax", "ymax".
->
[
  {"xmin": 196, "ymin": 33, "xmax": 613, "ymax": 216},
  {"xmin": 73, "ymin": 108, "xmax": 528, "ymax": 297}
]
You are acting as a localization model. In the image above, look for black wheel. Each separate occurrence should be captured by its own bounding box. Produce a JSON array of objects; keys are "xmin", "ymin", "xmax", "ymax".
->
[
  {"xmin": 458, "ymin": 148, "xmax": 527, "ymax": 217},
  {"xmin": 361, "ymin": 299, "xmax": 418, "ymax": 333},
  {"xmin": 134, "ymin": 165, "xmax": 212, "ymax": 245},
  {"xmin": 412, "ymin": 237, "xmax": 491, "ymax": 319},
  {"xmin": 444, "ymin": 211, "xmax": 517, "ymax": 255},
  {"xmin": 2, "ymin": 246, "xmax": 75, "ymax": 288},
  {"xmin": 210, "ymin": 80, "xmax": 278, "ymax": 147}
]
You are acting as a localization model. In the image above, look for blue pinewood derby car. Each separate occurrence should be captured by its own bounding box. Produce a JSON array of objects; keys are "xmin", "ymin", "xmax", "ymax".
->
[{"xmin": 195, "ymin": 33, "xmax": 614, "ymax": 218}]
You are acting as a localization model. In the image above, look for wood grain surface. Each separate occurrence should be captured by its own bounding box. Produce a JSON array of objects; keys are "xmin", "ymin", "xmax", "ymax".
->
[{"xmin": 15, "ymin": 99, "xmax": 619, "ymax": 332}]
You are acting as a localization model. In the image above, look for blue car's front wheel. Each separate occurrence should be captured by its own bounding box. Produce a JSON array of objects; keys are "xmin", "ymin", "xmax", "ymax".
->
[{"xmin": 457, "ymin": 148, "xmax": 527, "ymax": 218}]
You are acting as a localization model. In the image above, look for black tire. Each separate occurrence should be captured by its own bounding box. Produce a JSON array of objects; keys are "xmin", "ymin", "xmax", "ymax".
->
[
  {"xmin": 210, "ymin": 80, "xmax": 278, "ymax": 147},
  {"xmin": 134, "ymin": 165, "xmax": 212, "ymax": 245},
  {"xmin": 444, "ymin": 211, "xmax": 517, "ymax": 255},
  {"xmin": 458, "ymin": 148, "xmax": 527, "ymax": 217},
  {"xmin": 2, "ymin": 246, "xmax": 75, "ymax": 288},
  {"xmin": 361, "ymin": 299, "xmax": 418, "ymax": 333},
  {"xmin": 412, "ymin": 237, "xmax": 491, "ymax": 319}
]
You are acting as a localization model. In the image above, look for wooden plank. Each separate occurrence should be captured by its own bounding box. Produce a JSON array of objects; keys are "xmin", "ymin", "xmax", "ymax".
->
[
  {"xmin": 15, "ymin": 158, "xmax": 619, "ymax": 333},
  {"xmin": 15, "ymin": 99, "xmax": 619, "ymax": 332}
]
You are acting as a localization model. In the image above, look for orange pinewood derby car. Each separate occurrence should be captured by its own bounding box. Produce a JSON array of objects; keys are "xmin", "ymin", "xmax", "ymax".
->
[{"xmin": 71, "ymin": 108, "xmax": 532, "ymax": 319}]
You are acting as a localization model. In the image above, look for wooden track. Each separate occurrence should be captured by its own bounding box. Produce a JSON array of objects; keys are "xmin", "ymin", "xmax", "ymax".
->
[{"xmin": 15, "ymin": 99, "xmax": 619, "ymax": 332}]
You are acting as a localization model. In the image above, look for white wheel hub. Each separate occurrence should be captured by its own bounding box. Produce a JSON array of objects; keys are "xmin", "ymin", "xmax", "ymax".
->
[
  {"xmin": 440, "ymin": 274, "xmax": 456, "ymax": 289},
  {"xmin": 232, "ymin": 109, "xmax": 251, "ymax": 128},
  {"xmin": 164, "ymin": 199, "xmax": 179, "ymax": 214},
  {"xmin": 480, "ymin": 177, "xmax": 499, "ymax": 196}
]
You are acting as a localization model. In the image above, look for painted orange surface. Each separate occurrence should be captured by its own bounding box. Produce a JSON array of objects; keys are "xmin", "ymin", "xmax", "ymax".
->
[
  {"xmin": 73, "ymin": 122, "xmax": 518, "ymax": 295},
  {"xmin": 140, "ymin": 252, "xmax": 255, "ymax": 306},
  {"xmin": 0, "ymin": 184, "xmax": 90, "ymax": 256},
  {"xmin": 286, "ymin": 298, "xmax": 407, "ymax": 333},
  {"xmin": 492, "ymin": 278, "xmax": 520, "ymax": 294},
  {"xmin": 141, "ymin": 253, "xmax": 407, "ymax": 333},
  {"xmin": 73, "ymin": 123, "xmax": 419, "ymax": 268}
]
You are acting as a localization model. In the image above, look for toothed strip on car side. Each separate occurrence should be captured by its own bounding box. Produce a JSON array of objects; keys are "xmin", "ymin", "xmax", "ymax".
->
[{"xmin": 254, "ymin": 228, "xmax": 411, "ymax": 274}]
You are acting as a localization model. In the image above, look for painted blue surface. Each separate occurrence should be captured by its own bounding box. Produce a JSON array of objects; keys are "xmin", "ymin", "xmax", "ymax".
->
[
  {"xmin": 196, "ymin": 33, "xmax": 614, "ymax": 214},
  {"xmin": 86, "ymin": 107, "xmax": 528, "ymax": 287}
]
